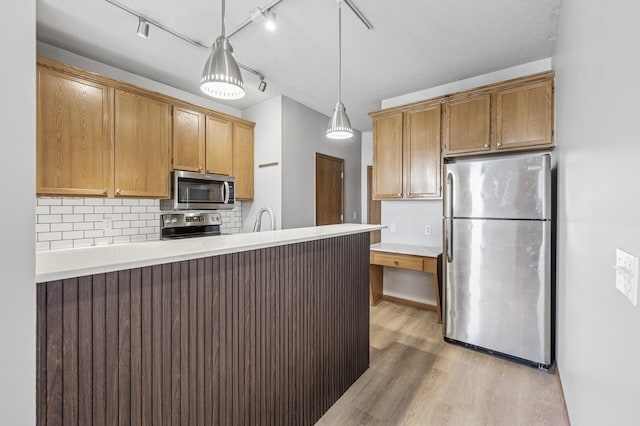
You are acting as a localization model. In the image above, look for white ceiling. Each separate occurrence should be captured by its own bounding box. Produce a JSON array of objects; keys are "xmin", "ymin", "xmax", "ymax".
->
[{"xmin": 36, "ymin": 0, "xmax": 561, "ymax": 132}]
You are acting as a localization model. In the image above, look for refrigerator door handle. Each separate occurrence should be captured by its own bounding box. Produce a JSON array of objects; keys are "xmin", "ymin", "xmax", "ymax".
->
[
  {"xmin": 445, "ymin": 172, "xmax": 454, "ymax": 219},
  {"xmin": 445, "ymin": 218, "xmax": 453, "ymax": 263}
]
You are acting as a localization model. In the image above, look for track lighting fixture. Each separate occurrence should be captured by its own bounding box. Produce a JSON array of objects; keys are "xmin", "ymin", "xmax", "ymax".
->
[
  {"xmin": 264, "ymin": 10, "xmax": 277, "ymax": 31},
  {"xmin": 137, "ymin": 17, "xmax": 149, "ymax": 38},
  {"xmin": 258, "ymin": 77, "xmax": 267, "ymax": 92}
]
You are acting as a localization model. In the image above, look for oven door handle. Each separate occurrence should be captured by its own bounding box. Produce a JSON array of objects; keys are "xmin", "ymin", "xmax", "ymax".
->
[{"xmin": 223, "ymin": 181, "xmax": 230, "ymax": 204}]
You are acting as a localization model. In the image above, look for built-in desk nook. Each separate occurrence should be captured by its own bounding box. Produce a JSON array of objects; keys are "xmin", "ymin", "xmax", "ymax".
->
[{"xmin": 369, "ymin": 242, "xmax": 443, "ymax": 322}]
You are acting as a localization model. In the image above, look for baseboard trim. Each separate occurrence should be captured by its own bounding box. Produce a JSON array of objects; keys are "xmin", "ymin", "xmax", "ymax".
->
[
  {"xmin": 555, "ymin": 362, "xmax": 572, "ymax": 425},
  {"xmin": 383, "ymin": 295, "xmax": 438, "ymax": 313}
]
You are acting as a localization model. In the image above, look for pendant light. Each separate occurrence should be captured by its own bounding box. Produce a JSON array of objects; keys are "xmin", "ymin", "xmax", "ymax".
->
[
  {"xmin": 326, "ymin": 0, "xmax": 353, "ymax": 140},
  {"xmin": 201, "ymin": 0, "xmax": 245, "ymax": 99}
]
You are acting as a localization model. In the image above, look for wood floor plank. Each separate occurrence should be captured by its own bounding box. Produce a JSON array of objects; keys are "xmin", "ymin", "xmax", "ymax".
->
[{"xmin": 317, "ymin": 300, "xmax": 570, "ymax": 426}]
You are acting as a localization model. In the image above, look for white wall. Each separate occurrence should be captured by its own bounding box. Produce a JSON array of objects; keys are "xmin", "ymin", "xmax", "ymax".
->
[
  {"xmin": 0, "ymin": 0, "xmax": 36, "ymax": 424},
  {"xmin": 377, "ymin": 58, "xmax": 553, "ymax": 304},
  {"xmin": 281, "ymin": 96, "xmax": 361, "ymax": 229},
  {"xmin": 241, "ymin": 95, "xmax": 283, "ymax": 232},
  {"xmin": 360, "ymin": 132, "xmax": 373, "ymax": 223},
  {"xmin": 37, "ymin": 42, "xmax": 242, "ymax": 118},
  {"xmin": 553, "ymin": 1, "xmax": 640, "ymax": 424}
]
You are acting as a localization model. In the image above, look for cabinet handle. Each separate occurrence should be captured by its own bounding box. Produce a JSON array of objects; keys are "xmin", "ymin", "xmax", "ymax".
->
[
  {"xmin": 483, "ymin": 143, "xmax": 489, "ymax": 148},
  {"xmin": 199, "ymin": 166, "xmax": 203, "ymax": 172},
  {"xmin": 397, "ymin": 193, "xmax": 402, "ymax": 197},
  {"xmin": 497, "ymin": 142, "xmax": 502, "ymax": 147},
  {"xmin": 103, "ymin": 188, "xmax": 108, "ymax": 194},
  {"xmin": 394, "ymin": 260, "xmax": 399, "ymax": 266},
  {"xmin": 116, "ymin": 188, "xmax": 121, "ymax": 195}
]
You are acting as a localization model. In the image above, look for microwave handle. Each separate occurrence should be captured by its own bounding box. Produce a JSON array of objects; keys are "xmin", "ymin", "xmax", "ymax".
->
[{"xmin": 223, "ymin": 181, "xmax": 230, "ymax": 204}]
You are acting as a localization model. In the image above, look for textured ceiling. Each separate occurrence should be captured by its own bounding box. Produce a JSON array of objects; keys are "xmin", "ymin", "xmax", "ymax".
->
[{"xmin": 36, "ymin": 0, "xmax": 561, "ymax": 132}]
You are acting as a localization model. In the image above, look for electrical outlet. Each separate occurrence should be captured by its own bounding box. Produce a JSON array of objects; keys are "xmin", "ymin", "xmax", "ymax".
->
[
  {"xmin": 389, "ymin": 223, "xmax": 397, "ymax": 233},
  {"xmin": 615, "ymin": 248, "xmax": 638, "ymax": 306},
  {"xmin": 353, "ymin": 211, "xmax": 358, "ymax": 220},
  {"xmin": 424, "ymin": 225, "xmax": 432, "ymax": 236}
]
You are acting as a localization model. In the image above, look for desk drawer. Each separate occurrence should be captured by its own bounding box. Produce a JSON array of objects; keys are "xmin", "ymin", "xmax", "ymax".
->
[{"xmin": 370, "ymin": 251, "xmax": 423, "ymax": 271}]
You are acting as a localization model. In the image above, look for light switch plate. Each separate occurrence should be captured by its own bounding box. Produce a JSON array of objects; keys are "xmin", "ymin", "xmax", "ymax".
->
[
  {"xmin": 424, "ymin": 225, "xmax": 432, "ymax": 236},
  {"xmin": 615, "ymin": 248, "xmax": 638, "ymax": 306}
]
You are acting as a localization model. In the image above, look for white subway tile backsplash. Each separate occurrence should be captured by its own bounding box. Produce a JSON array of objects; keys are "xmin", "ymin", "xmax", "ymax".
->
[
  {"xmin": 38, "ymin": 198, "xmax": 62, "ymax": 206},
  {"xmin": 63, "ymin": 214, "xmax": 84, "ymax": 223},
  {"xmin": 73, "ymin": 206, "xmax": 94, "ymax": 214},
  {"xmin": 51, "ymin": 223, "xmax": 73, "ymax": 232},
  {"xmin": 84, "ymin": 198, "xmax": 105, "ymax": 206},
  {"xmin": 73, "ymin": 222, "xmax": 94, "ymax": 231},
  {"xmin": 51, "ymin": 206, "xmax": 73, "ymax": 214},
  {"xmin": 36, "ymin": 241, "xmax": 50, "ymax": 251},
  {"xmin": 36, "ymin": 198, "xmax": 243, "ymax": 251},
  {"xmin": 62, "ymin": 198, "xmax": 84, "ymax": 206},
  {"xmin": 38, "ymin": 232, "xmax": 62, "ymax": 241},
  {"xmin": 39, "ymin": 215, "xmax": 62, "ymax": 224},
  {"xmin": 50, "ymin": 240, "xmax": 73, "ymax": 250}
]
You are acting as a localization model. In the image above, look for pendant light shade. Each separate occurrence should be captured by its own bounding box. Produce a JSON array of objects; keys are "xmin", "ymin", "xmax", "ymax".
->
[
  {"xmin": 200, "ymin": 0, "xmax": 245, "ymax": 100},
  {"xmin": 326, "ymin": 0, "xmax": 353, "ymax": 140},
  {"xmin": 327, "ymin": 101, "xmax": 353, "ymax": 139}
]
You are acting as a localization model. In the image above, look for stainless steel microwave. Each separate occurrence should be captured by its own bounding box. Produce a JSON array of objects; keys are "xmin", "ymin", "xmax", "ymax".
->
[{"xmin": 160, "ymin": 171, "xmax": 236, "ymax": 211}]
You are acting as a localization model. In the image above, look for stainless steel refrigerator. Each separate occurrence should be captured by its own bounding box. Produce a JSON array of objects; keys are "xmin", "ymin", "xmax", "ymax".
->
[{"xmin": 443, "ymin": 151, "xmax": 553, "ymax": 369}]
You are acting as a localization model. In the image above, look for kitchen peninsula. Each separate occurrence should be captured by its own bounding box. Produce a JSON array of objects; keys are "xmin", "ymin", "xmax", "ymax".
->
[{"xmin": 36, "ymin": 224, "xmax": 382, "ymax": 425}]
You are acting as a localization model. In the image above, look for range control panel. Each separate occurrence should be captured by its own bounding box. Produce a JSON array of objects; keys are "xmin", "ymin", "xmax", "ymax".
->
[{"xmin": 161, "ymin": 212, "xmax": 222, "ymax": 229}]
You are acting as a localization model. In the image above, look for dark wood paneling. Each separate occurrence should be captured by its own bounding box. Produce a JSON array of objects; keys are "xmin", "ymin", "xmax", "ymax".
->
[{"xmin": 37, "ymin": 233, "xmax": 370, "ymax": 425}]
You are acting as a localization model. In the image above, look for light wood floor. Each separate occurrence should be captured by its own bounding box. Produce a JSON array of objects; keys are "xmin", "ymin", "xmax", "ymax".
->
[{"xmin": 316, "ymin": 301, "xmax": 570, "ymax": 426}]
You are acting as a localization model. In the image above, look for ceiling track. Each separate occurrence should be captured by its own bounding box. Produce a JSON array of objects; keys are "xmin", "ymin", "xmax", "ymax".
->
[{"xmin": 103, "ymin": 0, "xmax": 373, "ymax": 79}]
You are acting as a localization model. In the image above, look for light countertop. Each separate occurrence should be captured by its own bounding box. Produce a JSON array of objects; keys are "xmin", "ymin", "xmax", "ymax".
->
[
  {"xmin": 37, "ymin": 223, "xmax": 385, "ymax": 282},
  {"xmin": 370, "ymin": 242, "xmax": 442, "ymax": 258}
]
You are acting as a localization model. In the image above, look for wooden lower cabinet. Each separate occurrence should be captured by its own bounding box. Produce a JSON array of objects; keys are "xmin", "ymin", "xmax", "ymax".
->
[
  {"xmin": 36, "ymin": 233, "xmax": 370, "ymax": 426},
  {"xmin": 114, "ymin": 90, "xmax": 171, "ymax": 198},
  {"xmin": 37, "ymin": 66, "xmax": 113, "ymax": 196},
  {"xmin": 232, "ymin": 122, "xmax": 255, "ymax": 200}
]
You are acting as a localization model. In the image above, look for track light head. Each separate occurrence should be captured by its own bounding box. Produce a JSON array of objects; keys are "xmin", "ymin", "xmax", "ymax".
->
[
  {"xmin": 258, "ymin": 77, "xmax": 267, "ymax": 92},
  {"xmin": 137, "ymin": 17, "xmax": 149, "ymax": 38},
  {"xmin": 264, "ymin": 10, "xmax": 277, "ymax": 31}
]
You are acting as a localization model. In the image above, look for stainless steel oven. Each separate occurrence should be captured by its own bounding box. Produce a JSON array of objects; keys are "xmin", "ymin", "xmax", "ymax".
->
[
  {"xmin": 161, "ymin": 170, "xmax": 235, "ymax": 211},
  {"xmin": 160, "ymin": 212, "xmax": 222, "ymax": 239}
]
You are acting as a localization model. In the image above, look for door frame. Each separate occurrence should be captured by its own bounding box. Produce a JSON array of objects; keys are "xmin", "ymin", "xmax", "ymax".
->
[{"xmin": 315, "ymin": 153, "xmax": 345, "ymax": 226}]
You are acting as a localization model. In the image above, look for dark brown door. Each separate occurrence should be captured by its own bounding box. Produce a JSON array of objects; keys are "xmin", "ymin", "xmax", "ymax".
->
[
  {"xmin": 367, "ymin": 166, "xmax": 381, "ymax": 243},
  {"xmin": 316, "ymin": 153, "xmax": 344, "ymax": 225}
]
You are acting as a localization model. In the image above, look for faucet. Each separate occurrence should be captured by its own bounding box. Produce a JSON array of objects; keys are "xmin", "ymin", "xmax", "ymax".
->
[{"xmin": 253, "ymin": 207, "xmax": 276, "ymax": 232}]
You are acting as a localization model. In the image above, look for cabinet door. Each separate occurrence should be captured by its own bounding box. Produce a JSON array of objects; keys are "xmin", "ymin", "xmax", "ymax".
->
[
  {"xmin": 443, "ymin": 94, "xmax": 491, "ymax": 155},
  {"xmin": 403, "ymin": 105, "xmax": 442, "ymax": 198},
  {"xmin": 372, "ymin": 112, "xmax": 403, "ymax": 199},
  {"xmin": 172, "ymin": 106, "xmax": 205, "ymax": 172},
  {"xmin": 494, "ymin": 79, "xmax": 553, "ymax": 150},
  {"xmin": 205, "ymin": 115, "xmax": 233, "ymax": 175},
  {"xmin": 114, "ymin": 90, "xmax": 171, "ymax": 198},
  {"xmin": 37, "ymin": 67, "xmax": 113, "ymax": 196},
  {"xmin": 232, "ymin": 123, "xmax": 254, "ymax": 200}
]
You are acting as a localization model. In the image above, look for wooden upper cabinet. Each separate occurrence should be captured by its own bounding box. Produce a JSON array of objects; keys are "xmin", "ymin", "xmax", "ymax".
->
[
  {"xmin": 443, "ymin": 93, "xmax": 491, "ymax": 156},
  {"xmin": 494, "ymin": 79, "xmax": 553, "ymax": 150},
  {"xmin": 114, "ymin": 89, "xmax": 171, "ymax": 198},
  {"xmin": 172, "ymin": 106, "xmax": 205, "ymax": 172},
  {"xmin": 37, "ymin": 66, "xmax": 113, "ymax": 196},
  {"xmin": 232, "ymin": 122, "xmax": 254, "ymax": 200},
  {"xmin": 372, "ymin": 112, "xmax": 404, "ymax": 199},
  {"xmin": 404, "ymin": 105, "xmax": 442, "ymax": 198},
  {"xmin": 205, "ymin": 115, "xmax": 233, "ymax": 175}
]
